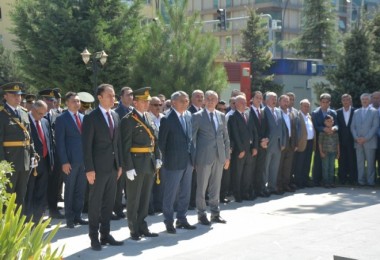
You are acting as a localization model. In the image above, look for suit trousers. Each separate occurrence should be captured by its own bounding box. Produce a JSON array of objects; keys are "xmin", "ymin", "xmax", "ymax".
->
[
  {"xmin": 277, "ymin": 144, "xmax": 295, "ymax": 190},
  {"xmin": 113, "ymin": 172, "xmax": 126, "ymax": 215},
  {"xmin": 162, "ymin": 160, "xmax": 193, "ymax": 225},
  {"xmin": 88, "ymin": 170, "xmax": 117, "ymax": 238},
  {"xmin": 63, "ymin": 163, "xmax": 86, "ymax": 222},
  {"xmin": 232, "ymin": 151, "xmax": 253, "ymax": 200},
  {"xmin": 25, "ymin": 156, "xmax": 49, "ymax": 222},
  {"xmin": 338, "ymin": 143, "xmax": 357, "ymax": 184},
  {"xmin": 7, "ymin": 169, "xmax": 30, "ymax": 207},
  {"xmin": 126, "ymin": 171, "xmax": 154, "ymax": 235},
  {"xmin": 294, "ymin": 140, "xmax": 313, "ymax": 187},
  {"xmin": 264, "ymin": 145, "xmax": 282, "ymax": 191},
  {"xmin": 356, "ymin": 146, "xmax": 376, "ymax": 186},
  {"xmin": 251, "ymin": 147, "xmax": 266, "ymax": 194},
  {"xmin": 312, "ymin": 145, "xmax": 323, "ymax": 185},
  {"xmin": 196, "ymin": 160, "xmax": 223, "ymax": 217},
  {"xmin": 48, "ymin": 155, "xmax": 61, "ymax": 212}
]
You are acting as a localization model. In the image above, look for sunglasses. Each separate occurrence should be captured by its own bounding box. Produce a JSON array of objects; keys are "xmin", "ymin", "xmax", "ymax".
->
[{"xmin": 151, "ymin": 103, "xmax": 162, "ymax": 107}]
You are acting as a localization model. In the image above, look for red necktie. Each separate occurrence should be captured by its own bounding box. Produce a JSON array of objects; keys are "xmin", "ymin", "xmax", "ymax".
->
[
  {"xmin": 36, "ymin": 120, "xmax": 48, "ymax": 158},
  {"xmin": 74, "ymin": 113, "xmax": 82, "ymax": 133},
  {"xmin": 106, "ymin": 111, "xmax": 114, "ymax": 139}
]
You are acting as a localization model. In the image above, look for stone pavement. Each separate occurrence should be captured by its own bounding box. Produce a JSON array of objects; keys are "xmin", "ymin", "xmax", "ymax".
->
[{"xmin": 47, "ymin": 186, "xmax": 380, "ymax": 260}]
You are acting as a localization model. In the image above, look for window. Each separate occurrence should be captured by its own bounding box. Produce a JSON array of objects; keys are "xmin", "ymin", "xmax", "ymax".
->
[
  {"xmin": 226, "ymin": 0, "xmax": 232, "ymax": 8},
  {"xmin": 213, "ymin": 0, "xmax": 219, "ymax": 8}
]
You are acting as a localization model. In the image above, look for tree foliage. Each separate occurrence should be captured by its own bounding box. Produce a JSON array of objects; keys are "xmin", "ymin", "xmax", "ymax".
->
[
  {"xmin": 10, "ymin": 0, "xmax": 143, "ymax": 94},
  {"xmin": 130, "ymin": 0, "xmax": 228, "ymax": 97},
  {"xmin": 290, "ymin": 0, "xmax": 339, "ymax": 62},
  {"xmin": 0, "ymin": 43, "xmax": 22, "ymax": 85},
  {"xmin": 238, "ymin": 8, "xmax": 275, "ymax": 93}
]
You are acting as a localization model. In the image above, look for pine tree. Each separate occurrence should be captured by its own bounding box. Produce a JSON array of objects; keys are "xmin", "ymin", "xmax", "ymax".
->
[
  {"xmin": 10, "ymin": 0, "xmax": 143, "ymax": 94},
  {"xmin": 292, "ymin": 0, "xmax": 338, "ymax": 61},
  {"xmin": 238, "ymin": 8, "xmax": 275, "ymax": 92},
  {"xmin": 129, "ymin": 0, "xmax": 227, "ymax": 96}
]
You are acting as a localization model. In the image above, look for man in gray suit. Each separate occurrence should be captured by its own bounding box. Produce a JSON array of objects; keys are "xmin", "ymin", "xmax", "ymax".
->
[
  {"xmin": 192, "ymin": 90, "xmax": 230, "ymax": 225},
  {"xmin": 264, "ymin": 92, "xmax": 286, "ymax": 194},
  {"xmin": 351, "ymin": 93, "xmax": 379, "ymax": 186}
]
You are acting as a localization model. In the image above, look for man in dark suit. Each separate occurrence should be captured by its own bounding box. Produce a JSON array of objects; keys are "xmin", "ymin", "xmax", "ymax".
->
[
  {"xmin": 120, "ymin": 87, "xmax": 161, "ymax": 241},
  {"xmin": 336, "ymin": 94, "xmax": 357, "ymax": 185},
  {"xmin": 25, "ymin": 100, "xmax": 54, "ymax": 222},
  {"xmin": 192, "ymin": 90, "xmax": 230, "ymax": 225},
  {"xmin": 264, "ymin": 92, "xmax": 286, "ymax": 194},
  {"xmin": 159, "ymin": 91, "xmax": 196, "ymax": 234},
  {"xmin": 249, "ymin": 91, "xmax": 269, "ymax": 198},
  {"xmin": 312, "ymin": 93, "xmax": 338, "ymax": 186},
  {"xmin": 82, "ymin": 84, "xmax": 123, "ymax": 251},
  {"xmin": 39, "ymin": 89, "xmax": 64, "ymax": 219},
  {"xmin": 112, "ymin": 86, "xmax": 133, "ymax": 220},
  {"xmin": 187, "ymin": 89, "xmax": 204, "ymax": 209},
  {"xmin": 0, "ymin": 82, "xmax": 37, "ymax": 207},
  {"xmin": 228, "ymin": 95, "xmax": 258, "ymax": 202},
  {"xmin": 55, "ymin": 92, "xmax": 88, "ymax": 228}
]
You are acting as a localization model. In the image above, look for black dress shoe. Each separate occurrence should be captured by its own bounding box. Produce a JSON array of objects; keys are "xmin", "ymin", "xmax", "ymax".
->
[
  {"xmin": 74, "ymin": 218, "xmax": 89, "ymax": 225},
  {"xmin": 100, "ymin": 235, "xmax": 124, "ymax": 246},
  {"xmin": 176, "ymin": 221, "xmax": 196, "ymax": 230},
  {"xmin": 111, "ymin": 213, "xmax": 121, "ymax": 220},
  {"xmin": 247, "ymin": 193, "xmax": 257, "ymax": 201},
  {"xmin": 166, "ymin": 224, "xmax": 176, "ymax": 234},
  {"xmin": 141, "ymin": 231, "xmax": 159, "ymax": 237},
  {"xmin": 91, "ymin": 239, "xmax": 102, "ymax": 251},
  {"xmin": 116, "ymin": 212, "xmax": 126, "ymax": 219},
  {"xmin": 211, "ymin": 215, "xmax": 227, "ymax": 224},
  {"xmin": 198, "ymin": 215, "xmax": 211, "ymax": 226},
  {"xmin": 66, "ymin": 222, "xmax": 75, "ymax": 229},
  {"xmin": 220, "ymin": 197, "xmax": 230, "ymax": 203},
  {"xmin": 130, "ymin": 233, "xmax": 141, "ymax": 241},
  {"xmin": 49, "ymin": 211, "xmax": 65, "ymax": 219}
]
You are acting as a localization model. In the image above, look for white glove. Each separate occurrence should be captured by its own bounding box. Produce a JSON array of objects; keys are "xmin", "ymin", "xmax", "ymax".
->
[
  {"xmin": 155, "ymin": 159, "xmax": 162, "ymax": 170},
  {"xmin": 126, "ymin": 169, "xmax": 137, "ymax": 181},
  {"xmin": 30, "ymin": 157, "xmax": 38, "ymax": 168}
]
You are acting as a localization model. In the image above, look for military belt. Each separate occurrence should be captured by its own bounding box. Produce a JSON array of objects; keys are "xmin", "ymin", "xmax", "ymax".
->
[
  {"xmin": 130, "ymin": 147, "xmax": 154, "ymax": 153},
  {"xmin": 3, "ymin": 140, "xmax": 30, "ymax": 147}
]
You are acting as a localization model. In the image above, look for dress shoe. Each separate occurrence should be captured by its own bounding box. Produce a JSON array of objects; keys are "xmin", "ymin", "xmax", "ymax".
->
[
  {"xmin": 166, "ymin": 224, "xmax": 176, "ymax": 234},
  {"xmin": 284, "ymin": 186, "xmax": 295, "ymax": 192},
  {"xmin": 289, "ymin": 183, "xmax": 298, "ymax": 190},
  {"xmin": 74, "ymin": 218, "xmax": 89, "ymax": 225},
  {"xmin": 115, "ymin": 212, "xmax": 126, "ymax": 219},
  {"xmin": 198, "ymin": 215, "xmax": 211, "ymax": 226},
  {"xmin": 66, "ymin": 222, "xmax": 75, "ymax": 229},
  {"xmin": 100, "ymin": 234, "xmax": 124, "ymax": 246},
  {"xmin": 111, "ymin": 213, "xmax": 121, "ymax": 220},
  {"xmin": 141, "ymin": 230, "xmax": 159, "ymax": 237},
  {"xmin": 211, "ymin": 215, "xmax": 227, "ymax": 224},
  {"xmin": 220, "ymin": 197, "xmax": 230, "ymax": 203},
  {"xmin": 91, "ymin": 239, "xmax": 102, "ymax": 251},
  {"xmin": 247, "ymin": 193, "xmax": 257, "ymax": 201},
  {"xmin": 130, "ymin": 233, "xmax": 141, "ymax": 241},
  {"xmin": 49, "ymin": 210, "xmax": 65, "ymax": 219},
  {"xmin": 176, "ymin": 221, "xmax": 196, "ymax": 230}
]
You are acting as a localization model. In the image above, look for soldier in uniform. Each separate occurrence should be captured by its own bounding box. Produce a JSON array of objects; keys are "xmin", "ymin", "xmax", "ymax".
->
[
  {"xmin": 78, "ymin": 92, "xmax": 95, "ymax": 115},
  {"xmin": 0, "ymin": 82, "xmax": 37, "ymax": 206},
  {"xmin": 25, "ymin": 94, "xmax": 36, "ymax": 112},
  {"xmin": 120, "ymin": 87, "xmax": 162, "ymax": 241}
]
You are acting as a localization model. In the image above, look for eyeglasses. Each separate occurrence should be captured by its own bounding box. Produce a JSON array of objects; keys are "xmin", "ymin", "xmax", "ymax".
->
[{"xmin": 151, "ymin": 104, "xmax": 162, "ymax": 107}]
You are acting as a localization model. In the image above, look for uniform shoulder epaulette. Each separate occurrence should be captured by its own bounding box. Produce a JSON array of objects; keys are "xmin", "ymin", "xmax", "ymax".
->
[
  {"xmin": 20, "ymin": 106, "xmax": 28, "ymax": 112},
  {"xmin": 125, "ymin": 111, "xmax": 133, "ymax": 119}
]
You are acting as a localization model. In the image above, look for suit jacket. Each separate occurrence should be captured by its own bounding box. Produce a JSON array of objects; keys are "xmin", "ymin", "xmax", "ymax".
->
[
  {"xmin": 0, "ymin": 104, "xmax": 36, "ymax": 172},
  {"xmin": 336, "ymin": 107, "xmax": 355, "ymax": 147},
  {"xmin": 311, "ymin": 107, "xmax": 337, "ymax": 141},
  {"xmin": 192, "ymin": 109, "xmax": 230, "ymax": 165},
  {"xmin": 28, "ymin": 115, "xmax": 54, "ymax": 169},
  {"xmin": 188, "ymin": 105, "xmax": 201, "ymax": 114},
  {"xmin": 82, "ymin": 107, "xmax": 121, "ymax": 174},
  {"xmin": 248, "ymin": 106, "xmax": 268, "ymax": 142},
  {"xmin": 264, "ymin": 106, "xmax": 286, "ymax": 152},
  {"xmin": 228, "ymin": 109, "xmax": 258, "ymax": 154},
  {"xmin": 159, "ymin": 109, "xmax": 193, "ymax": 170},
  {"xmin": 120, "ymin": 109, "xmax": 160, "ymax": 174},
  {"xmin": 350, "ymin": 107, "xmax": 379, "ymax": 149},
  {"xmin": 55, "ymin": 111, "xmax": 84, "ymax": 165}
]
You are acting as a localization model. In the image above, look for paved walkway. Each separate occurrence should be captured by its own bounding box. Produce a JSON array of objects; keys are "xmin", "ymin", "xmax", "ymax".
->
[{"xmin": 47, "ymin": 186, "xmax": 380, "ymax": 259}]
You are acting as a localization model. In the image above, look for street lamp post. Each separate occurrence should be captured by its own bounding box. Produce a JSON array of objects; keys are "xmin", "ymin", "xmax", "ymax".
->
[{"xmin": 80, "ymin": 48, "xmax": 108, "ymax": 95}]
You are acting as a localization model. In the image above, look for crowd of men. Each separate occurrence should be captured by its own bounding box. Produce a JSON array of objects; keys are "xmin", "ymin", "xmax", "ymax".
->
[{"xmin": 1, "ymin": 81, "xmax": 379, "ymax": 251}]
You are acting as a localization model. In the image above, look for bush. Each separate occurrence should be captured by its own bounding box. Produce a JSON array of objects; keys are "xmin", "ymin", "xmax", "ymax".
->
[{"xmin": 0, "ymin": 161, "xmax": 64, "ymax": 259}]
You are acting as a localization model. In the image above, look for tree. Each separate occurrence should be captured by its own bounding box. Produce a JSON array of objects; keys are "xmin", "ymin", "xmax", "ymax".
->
[
  {"xmin": 129, "ymin": 0, "xmax": 227, "ymax": 97},
  {"xmin": 0, "ymin": 43, "xmax": 22, "ymax": 85},
  {"xmin": 238, "ymin": 8, "xmax": 274, "ymax": 93},
  {"xmin": 291, "ymin": 0, "xmax": 339, "ymax": 62},
  {"xmin": 10, "ymin": 0, "xmax": 143, "ymax": 94}
]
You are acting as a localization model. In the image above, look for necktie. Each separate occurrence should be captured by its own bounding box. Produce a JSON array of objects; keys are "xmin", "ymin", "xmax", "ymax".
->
[
  {"xmin": 257, "ymin": 108, "xmax": 261, "ymax": 125},
  {"xmin": 106, "ymin": 111, "xmax": 114, "ymax": 139},
  {"xmin": 74, "ymin": 113, "xmax": 82, "ymax": 133},
  {"xmin": 36, "ymin": 120, "xmax": 48, "ymax": 158},
  {"xmin": 14, "ymin": 109, "xmax": 19, "ymax": 118},
  {"xmin": 210, "ymin": 112, "xmax": 217, "ymax": 133},
  {"xmin": 179, "ymin": 115, "xmax": 186, "ymax": 133},
  {"xmin": 242, "ymin": 112, "xmax": 247, "ymax": 124},
  {"xmin": 272, "ymin": 108, "xmax": 277, "ymax": 123}
]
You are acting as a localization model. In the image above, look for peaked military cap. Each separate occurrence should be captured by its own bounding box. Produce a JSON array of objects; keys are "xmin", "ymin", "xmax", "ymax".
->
[
  {"xmin": 53, "ymin": 88, "xmax": 61, "ymax": 99},
  {"xmin": 133, "ymin": 87, "xmax": 152, "ymax": 101},
  {"xmin": 1, "ymin": 82, "xmax": 25, "ymax": 94},
  {"xmin": 25, "ymin": 94, "xmax": 36, "ymax": 103},
  {"xmin": 39, "ymin": 89, "xmax": 57, "ymax": 99}
]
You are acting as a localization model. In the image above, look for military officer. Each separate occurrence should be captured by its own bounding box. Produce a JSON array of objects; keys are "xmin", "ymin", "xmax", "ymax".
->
[
  {"xmin": 0, "ymin": 82, "xmax": 37, "ymax": 206},
  {"xmin": 120, "ymin": 87, "xmax": 162, "ymax": 240},
  {"xmin": 78, "ymin": 92, "xmax": 95, "ymax": 115},
  {"xmin": 25, "ymin": 94, "xmax": 36, "ymax": 112}
]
